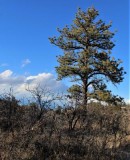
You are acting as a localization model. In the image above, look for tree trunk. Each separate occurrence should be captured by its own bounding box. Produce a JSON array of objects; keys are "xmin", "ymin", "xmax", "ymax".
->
[{"xmin": 83, "ymin": 78, "xmax": 88, "ymax": 108}]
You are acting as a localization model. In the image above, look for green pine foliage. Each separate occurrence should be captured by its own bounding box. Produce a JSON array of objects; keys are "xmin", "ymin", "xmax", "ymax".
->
[{"xmin": 49, "ymin": 7, "xmax": 126, "ymax": 106}]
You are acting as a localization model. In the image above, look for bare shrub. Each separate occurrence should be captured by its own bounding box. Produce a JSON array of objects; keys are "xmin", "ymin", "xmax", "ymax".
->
[{"xmin": 0, "ymin": 94, "xmax": 130, "ymax": 160}]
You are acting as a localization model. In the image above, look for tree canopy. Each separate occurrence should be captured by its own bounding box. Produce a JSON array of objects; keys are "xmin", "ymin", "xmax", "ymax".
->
[{"xmin": 49, "ymin": 7, "xmax": 126, "ymax": 106}]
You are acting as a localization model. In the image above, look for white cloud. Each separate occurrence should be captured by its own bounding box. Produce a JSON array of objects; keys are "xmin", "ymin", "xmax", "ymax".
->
[
  {"xmin": 0, "ymin": 70, "xmax": 67, "ymax": 98},
  {"xmin": 21, "ymin": 59, "xmax": 31, "ymax": 68},
  {"xmin": 124, "ymin": 99, "xmax": 130, "ymax": 104},
  {"xmin": 0, "ymin": 70, "xmax": 13, "ymax": 78}
]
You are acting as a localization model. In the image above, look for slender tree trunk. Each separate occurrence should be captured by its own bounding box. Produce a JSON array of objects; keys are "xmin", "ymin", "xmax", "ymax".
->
[{"xmin": 83, "ymin": 78, "xmax": 88, "ymax": 108}]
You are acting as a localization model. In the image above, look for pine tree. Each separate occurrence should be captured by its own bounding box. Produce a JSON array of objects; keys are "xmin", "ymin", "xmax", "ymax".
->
[{"xmin": 49, "ymin": 7, "xmax": 126, "ymax": 106}]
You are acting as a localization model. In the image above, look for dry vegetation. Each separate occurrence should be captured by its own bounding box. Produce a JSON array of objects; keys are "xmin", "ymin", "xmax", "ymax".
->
[{"xmin": 0, "ymin": 93, "xmax": 130, "ymax": 160}]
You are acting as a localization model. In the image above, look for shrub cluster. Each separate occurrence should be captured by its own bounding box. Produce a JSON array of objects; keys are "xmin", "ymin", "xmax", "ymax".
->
[{"xmin": 0, "ymin": 96, "xmax": 130, "ymax": 160}]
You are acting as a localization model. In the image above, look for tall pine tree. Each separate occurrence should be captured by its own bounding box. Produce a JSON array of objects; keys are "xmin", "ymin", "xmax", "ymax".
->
[{"xmin": 49, "ymin": 7, "xmax": 126, "ymax": 106}]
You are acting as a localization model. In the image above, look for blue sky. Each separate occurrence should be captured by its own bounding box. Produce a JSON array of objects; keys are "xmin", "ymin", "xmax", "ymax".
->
[{"xmin": 0, "ymin": 0, "xmax": 129, "ymax": 102}]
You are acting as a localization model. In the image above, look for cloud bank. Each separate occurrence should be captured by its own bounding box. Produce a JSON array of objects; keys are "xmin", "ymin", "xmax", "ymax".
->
[{"xmin": 0, "ymin": 70, "xmax": 67, "ymax": 98}]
